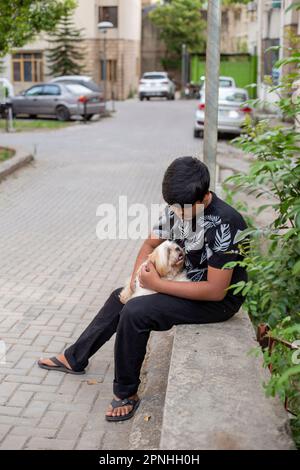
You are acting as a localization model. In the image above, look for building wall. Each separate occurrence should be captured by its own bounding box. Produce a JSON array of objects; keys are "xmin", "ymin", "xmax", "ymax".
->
[
  {"xmin": 1, "ymin": 0, "xmax": 141, "ymax": 100},
  {"xmin": 219, "ymin": 5, "xmax": 257, "ymax": 55},
  {"xmin": 141, "ymin": 6, "xmax": 166, "ymax": 74}
]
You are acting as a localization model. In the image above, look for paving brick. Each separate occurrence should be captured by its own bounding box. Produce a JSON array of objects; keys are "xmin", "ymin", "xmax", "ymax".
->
[
  {"xmin": 76, "ymin": 430, "xmax": 104, "ymax": 450},
  {"xmin": 8, "ymin": 391, "xmax": 33, "ymax": 408},
  {"xmin": 38, "ymin": 411, "xmax": 65, "ymax": 429},
  {"xmin": 22, "ymin": 401, "xmax": 48, "ymax": 419},
  {"xmin": 10, "ymin": 426, "xmax": 56, "ymax": 439},
  {"xmin": 0, "ymin": 424, "xmax": 11, "ymax": 443},
  {"xmin": 0, "ymin": 435, "xmax": 28, "ymax": 450},
  {"xmin": 57, "ymin": 411, "xmax": 88, "ymax": 440},
  {"xmin": 25, "ymin": 437, "xmax": 75, "ymax": 450}
]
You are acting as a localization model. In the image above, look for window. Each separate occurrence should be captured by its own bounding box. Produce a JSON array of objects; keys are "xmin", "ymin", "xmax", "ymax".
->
[
  {"xmin": 100, "ymin": 60, "xmax": 117, "ymax": 82},
  {"xmin": 65, "ymin": 84, "xmax": 93, "ymax": 95},
  {"xmin": 12, "ymin": 52, "xmax": 43, "ymax": 83},
  {"xmin": 99, "ymin": 6, "xmax": 118, "ymax": 27},
  {"xmin": 43, "ymin": 85, "xmax": 61, "ymax": 96},
  {"xmin": 143, "ymin": 74, "xmax": 167, "ymax": 80},
  {"xmin": 25, "ymin": 86, "xmax": 44, "ymax": 96}
]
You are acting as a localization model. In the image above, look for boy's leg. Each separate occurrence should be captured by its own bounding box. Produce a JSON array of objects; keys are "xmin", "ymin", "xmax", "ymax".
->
[
  {"xmin": 59, "ymin": 287, "xmax": 124, "ymax": 371},
  {"xmin": 112, "ymin": 292, "xmax": 241, "ymax": 400}
]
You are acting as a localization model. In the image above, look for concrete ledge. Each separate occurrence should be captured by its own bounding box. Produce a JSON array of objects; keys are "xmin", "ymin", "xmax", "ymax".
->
[
  {"xmin": 160, "ymin": 311, "xmax": 295, "ymax": 450},
  {"xmin": 0, "ymin": 146, "xmax": 34, "ymax": 182}
]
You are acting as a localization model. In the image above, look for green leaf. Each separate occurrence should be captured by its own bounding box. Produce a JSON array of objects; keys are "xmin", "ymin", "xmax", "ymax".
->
[{"xmin": 292, "ymin": 259, "xmax": 300, "ymax": 276}]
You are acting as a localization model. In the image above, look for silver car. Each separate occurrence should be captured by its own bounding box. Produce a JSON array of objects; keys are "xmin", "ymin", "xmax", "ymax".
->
[
  {"xmin": 194, "ymin": 87, "xmax": 252, "ymax": 138},
  {"xmin": 12, "ymin": 83, "xmax": 105, "ymax": 121}
]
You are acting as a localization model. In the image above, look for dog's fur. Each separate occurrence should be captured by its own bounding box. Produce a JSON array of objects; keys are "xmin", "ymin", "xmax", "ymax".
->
[{"xmin": 119, "ymin": 240, "xmax": 187, "ymax": 304}]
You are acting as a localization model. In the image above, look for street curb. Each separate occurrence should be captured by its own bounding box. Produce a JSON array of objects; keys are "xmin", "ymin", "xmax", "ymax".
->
[{"xmin": 0, "ymin": 146, "xmax": 34, "ymax": 182}]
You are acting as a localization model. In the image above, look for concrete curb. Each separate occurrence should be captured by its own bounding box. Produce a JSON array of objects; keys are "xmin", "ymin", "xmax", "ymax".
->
[{"xmin": 0, "ymin": 146, "xmax": 34, "ymax": 182}]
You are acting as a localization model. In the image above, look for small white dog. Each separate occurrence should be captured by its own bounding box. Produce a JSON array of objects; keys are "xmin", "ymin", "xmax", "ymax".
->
[{"xmin": 119, "ymin": 240, "xmax": 187, "ymax": 304}]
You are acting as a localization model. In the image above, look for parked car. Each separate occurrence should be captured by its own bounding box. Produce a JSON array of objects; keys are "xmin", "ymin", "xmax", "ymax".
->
[
  {"xmin": 12, "ymin": 82, "xmax": 105, "ymax": 121},
  {"xmin": 194, "ymin": 87, "xmax": 252, "ymax": 138},
  {"xmin": 198, "ymin": 75, "xmax": 236, "ymax": 99},
  {"xmin": 138, "ymin": 72, "xmax": 176, "ymax": 101},
  {"xmin": 50, "ymin": 75, "xmax": 103, "ymax": 94}
]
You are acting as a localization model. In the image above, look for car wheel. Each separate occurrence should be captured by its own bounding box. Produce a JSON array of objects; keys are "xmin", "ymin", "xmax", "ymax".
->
[
  {"xmin": 171, "ymin": 94, "xmax": 175, "ymax": 100},
  {"xmin": 139, "ymin": 95, "xmax": 144, "ymax": 101},
  {"xmin": 194, "ymin": 129, "xmax": 203, "ymax": 138},
  {"xmin": 83, "ymin": 114, "xmax": 94, "ymax": 121},
  {"xmin": 29, "ymin": 115, "xmax": 37, "ymax": 119},
  {"xmin": 146, "ymin": 97, "xmax": 150, "ymax": 101},
  {"xmin": 56, "ymin": 106, "xmax": 70, "ymax": 122}
]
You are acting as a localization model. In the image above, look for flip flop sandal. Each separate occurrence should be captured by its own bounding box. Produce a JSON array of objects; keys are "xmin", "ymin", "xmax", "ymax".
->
[
  {"xmin": 105, "ymin": 397, "xmax": 141, "ymax": 422},
  {"xmin": 37, "ymin": 356, "xmax": 85, "ymax": 375}
]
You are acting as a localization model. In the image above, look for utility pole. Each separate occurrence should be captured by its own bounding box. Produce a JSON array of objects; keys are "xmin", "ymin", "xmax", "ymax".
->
[
  {"xmin": 203, "ymin": 0, "xmax": 222, "ymax": 191},
  {"xmin": 181, "ymin": 43, "xmax": 187, "ymax": 97},
  {"xmin": 97, "ymin": 21, "xmax": 114, "ymax": 112}
]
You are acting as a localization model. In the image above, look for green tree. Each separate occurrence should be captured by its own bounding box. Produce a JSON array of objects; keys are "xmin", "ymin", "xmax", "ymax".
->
[
  {"xmin": 0, "ymin": 0, "xmax": 76, "ymax": 56},
  {"xmin": 47, "ymin": 9, "xmax": 86, "ymax": 76},
  {"xmin": 149, "ymin": 0, "xmax": 206, "ymax": 59}
]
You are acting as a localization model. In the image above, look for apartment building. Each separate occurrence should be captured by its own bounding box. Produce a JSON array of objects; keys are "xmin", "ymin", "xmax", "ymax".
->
[
  {"xmin": 256, "ymin": 0, "xmax": 299, "ymax": 102},
  {"xmin": 1, "ymin": 0, "xmax": 142, "ymax": 100}
]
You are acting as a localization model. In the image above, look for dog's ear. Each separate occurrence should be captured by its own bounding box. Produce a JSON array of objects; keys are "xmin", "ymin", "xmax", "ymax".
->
[
  {"xmin": 147, "ymin": 251, "xmax": 156, "ymax": 267},
  {"xmin": 152, "ymin": 250, "xmax": 169, "ymax": 277}
]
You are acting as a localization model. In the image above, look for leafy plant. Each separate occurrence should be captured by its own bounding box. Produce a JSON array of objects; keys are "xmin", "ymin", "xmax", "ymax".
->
[
  {"xmin": 262, "ymin": 318, "xmax": 300, "ymax": 447},
  {"xmin": 0, "ymin": 0, "xmax": 76, "ymax": 55},
  {"xmin": 149, "ymin": 0, "xmax": 206, "ymax": 63},
  {"xmin": 223, "ymin": 33, "xmax": 300, "ymax": 446},
  {"xmin": 47, "ymin": 7, "xmax": 86, "ymax": 77}
]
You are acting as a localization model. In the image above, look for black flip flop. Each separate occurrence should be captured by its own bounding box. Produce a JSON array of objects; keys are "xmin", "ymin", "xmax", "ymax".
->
[
  {"xmin": 37, "ymin": 356, "xmax": 85, "ymax": 375},
  {"xmin": 105, "ymin": 397, "xmax": 140, "ymax": 422}
]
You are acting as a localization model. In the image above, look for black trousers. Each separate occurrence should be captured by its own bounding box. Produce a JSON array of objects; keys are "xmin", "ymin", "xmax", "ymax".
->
[{"xmin": 64, "ymin": 288, "xmax": 243, "ymax": 399}]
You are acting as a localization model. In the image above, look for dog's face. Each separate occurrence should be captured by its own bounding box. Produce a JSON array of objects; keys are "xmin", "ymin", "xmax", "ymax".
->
[{"xmin": 148, "ymin": 241, "xmax": 185, "ymax": 278}]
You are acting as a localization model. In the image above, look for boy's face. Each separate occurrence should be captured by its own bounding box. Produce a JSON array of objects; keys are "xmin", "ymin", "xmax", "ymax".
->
[{"xmin": 170, "ymin": 200, "xmax": 203, "ymax": 221}]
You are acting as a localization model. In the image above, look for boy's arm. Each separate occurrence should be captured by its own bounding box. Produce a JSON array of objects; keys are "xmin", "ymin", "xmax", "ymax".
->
[
  {"xmin": 130, "ymin": 233, "xmax": 164, "ymax": 290},
  {"xmin": 139, "ymin": 263, "xmax": 233, "ymax": 301}
]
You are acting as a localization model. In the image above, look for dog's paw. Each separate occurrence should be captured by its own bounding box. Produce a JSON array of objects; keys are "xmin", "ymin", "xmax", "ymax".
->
[{"xmin": 119, "ymin": 289, "xmax": 131, "ymax": 304}]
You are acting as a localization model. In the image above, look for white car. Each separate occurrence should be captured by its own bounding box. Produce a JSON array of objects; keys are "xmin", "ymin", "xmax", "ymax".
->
[
  {"xmin": 139, "ymin": 72, "xmax": 176, "ymax": 101},
  {"xmin": 194, "ymin": 87, "xmax": 252, "ymax": 137},
  {"xmin": 199, "ymin": 75, "xmax": 236, "ymax": 99}
]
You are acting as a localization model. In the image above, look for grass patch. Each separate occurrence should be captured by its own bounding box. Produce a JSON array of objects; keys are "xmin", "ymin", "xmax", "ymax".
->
[
  {"xmin": 0, "ymin": 118, "xmax": 73, "ymax": 132},
  {"xmin": 0, "ymin": 146, "xmax": 15, "ymax": 162}
]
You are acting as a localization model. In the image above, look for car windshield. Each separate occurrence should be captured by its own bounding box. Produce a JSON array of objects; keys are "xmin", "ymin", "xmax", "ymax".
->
[
  {"xmin": 200, "ymin": 78, "xmax": 233, "ymax": 88},
  {"xmin": 217, "ymin": 88, "xmax": 247, "ymax": 102},
  {"xmin": 219, "ymin": 79, "xmax": 233, "ymax": 87},
  {"xmin": 143, "ymin": 74, "xmax": 167, "ymax": 80},
  {"xmin": 65, "ymin": 84, "xmax": 93, "ymax": 95},
  {"xmin": 82, "ymin": 81, "xmax": 101, "ymax": 92}
]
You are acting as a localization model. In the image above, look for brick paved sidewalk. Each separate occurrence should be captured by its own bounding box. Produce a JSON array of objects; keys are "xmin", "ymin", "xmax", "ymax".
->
[{"xmin": 0, "ymin": 99, "xmax": 207, "ymax": 449}]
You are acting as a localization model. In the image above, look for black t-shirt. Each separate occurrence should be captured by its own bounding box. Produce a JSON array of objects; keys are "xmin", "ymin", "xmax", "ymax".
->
[{"xmin": 152, "ymin": 192, "xmax": 248, "ymax": 301}]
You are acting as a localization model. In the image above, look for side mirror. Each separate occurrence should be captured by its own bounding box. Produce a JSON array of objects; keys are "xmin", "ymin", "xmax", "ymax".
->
[{"xmin": 20, "ymin": 91, "xmax": 26, "ymax": 96}]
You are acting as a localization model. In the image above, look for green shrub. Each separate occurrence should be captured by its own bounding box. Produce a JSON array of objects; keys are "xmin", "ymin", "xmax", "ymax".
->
[{"xmin": 223, "ymin": 41, "xmax": 300, "ymax": 446}]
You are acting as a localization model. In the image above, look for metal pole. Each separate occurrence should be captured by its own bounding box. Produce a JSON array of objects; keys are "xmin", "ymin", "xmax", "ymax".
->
[
  {"xmin": 181, "ymin": 43, "xmax": 187, "ymax": 98},
  {"xmin": 203, "ymin": 0, "xmax": 222, "ymax": 192},
  {"xmin": 103, "ymin": 30, "xmax": 107, "ymax": 111}
]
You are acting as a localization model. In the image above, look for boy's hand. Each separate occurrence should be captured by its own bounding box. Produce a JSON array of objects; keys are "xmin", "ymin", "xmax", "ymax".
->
[{"xmin": 139, "ymin": 261, "xmax": 161, "ymax": 291}]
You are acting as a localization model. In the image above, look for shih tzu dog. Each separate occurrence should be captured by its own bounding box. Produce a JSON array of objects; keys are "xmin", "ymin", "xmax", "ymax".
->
[{"xmin": 119, "ymin": 240, "xmax": 187, "ymax": 304}]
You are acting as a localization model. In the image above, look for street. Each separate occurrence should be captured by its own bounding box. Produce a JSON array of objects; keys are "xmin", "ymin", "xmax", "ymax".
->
[{"xmin": 0, "ymin": 98, "xmax": 204, "ymax": 449}]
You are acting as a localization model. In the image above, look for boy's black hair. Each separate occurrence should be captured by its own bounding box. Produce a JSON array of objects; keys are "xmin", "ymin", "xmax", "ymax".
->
[{"xmin": 162, "ymin": 157, "xmax": 210, "ymax": 206}]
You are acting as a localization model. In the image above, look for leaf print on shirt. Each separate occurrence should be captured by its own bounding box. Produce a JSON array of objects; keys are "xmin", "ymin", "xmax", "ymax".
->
[
  {"xmin": 204, "ymin": 215, "xmax": 221, "ymax": 230},
  {"xmin": 206, "ymin": 245, "xmax": 213, "ymax": 260},
  {"xmin": 187, "ymin": 268, "xmax": 207, "ymax": 281},
  {"xmin": 213, "ymin": 224, "xmax": 231, "ymax": 252},
  {"xmin": 184, "ymin": 227, "xmax": 205, "ymax": 253}
]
